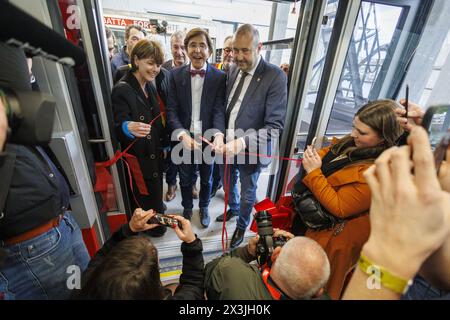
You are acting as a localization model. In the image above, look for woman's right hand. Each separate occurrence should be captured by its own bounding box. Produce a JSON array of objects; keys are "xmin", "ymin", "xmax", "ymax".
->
[
  {"xmin": 128, "ymin": 121, "xmax": 151, "ymax": 138},
  {"xmin": 302, "ymin": 146, "xmax": 322, "ymax": 174}
]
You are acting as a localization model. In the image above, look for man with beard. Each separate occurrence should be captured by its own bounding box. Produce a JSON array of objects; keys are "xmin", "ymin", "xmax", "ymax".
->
[{"xmin": 217, "ymin": 24, "xmax": 287, "ymax": 248}]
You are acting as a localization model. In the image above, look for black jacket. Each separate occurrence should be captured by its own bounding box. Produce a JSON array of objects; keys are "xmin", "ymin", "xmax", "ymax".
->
[
  {"xmin": 112, "ymin": 71, "xmax": 169, "ymax": 179},
  {"xmin": 82, "ymin": 223, "xmax": 205, "ymax": 300},
  {"xmin": 0, "ymin": 144, "xmax": 70, "ymax": 240}
]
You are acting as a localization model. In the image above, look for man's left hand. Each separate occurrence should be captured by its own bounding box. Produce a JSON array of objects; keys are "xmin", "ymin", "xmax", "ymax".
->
[
  {"xmin": 273, "ymin": 229, "xmax": 295, "ymax": 241},
  {"xmin": 223, "ymin": 138, "xmax": 245, "ymax": 156},
  {"xmin": 212, "ymin": 134, "xmax": 225, "ymax": 153}
]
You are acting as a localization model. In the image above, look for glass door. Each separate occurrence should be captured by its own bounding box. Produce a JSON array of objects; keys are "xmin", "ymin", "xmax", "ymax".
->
[{"xmin": 275, "ymin": 0, "xmax": 436, "ymax": 198}]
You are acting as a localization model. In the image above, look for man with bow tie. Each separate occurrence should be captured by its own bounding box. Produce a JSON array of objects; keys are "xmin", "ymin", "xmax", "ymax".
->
[{"xmin": 166, "ymin": 28, "xmax": 227, "ymax": 228}]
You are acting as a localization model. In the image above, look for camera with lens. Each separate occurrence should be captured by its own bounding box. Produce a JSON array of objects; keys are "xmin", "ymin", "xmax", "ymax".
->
[
  {"xmin": 255, "ymin": 210, "xmax": 288, "ymax": 267},
  {"xmin": 149, "ymin": 19, "xmax": 168, "ymax": 34},
  {"xmin": 0, "ymin": 87, "xmax": 56, "ymax": 146}
]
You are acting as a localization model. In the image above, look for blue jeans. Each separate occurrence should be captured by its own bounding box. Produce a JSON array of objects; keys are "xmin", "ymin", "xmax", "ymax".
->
[
  {"xmin": 179, "ymin": 162, "xmax": 213, "ymax": 210},
  {"xmin": 0, "ymin": 212, "xmax": 90, "ymax": 300},
  {"xmin": 222, "ymin": 164, "xmax": 261, "ymax": 230},
  {"xmin": 402, "ymin": 275, "xmax": 450, "ymax": 300}
]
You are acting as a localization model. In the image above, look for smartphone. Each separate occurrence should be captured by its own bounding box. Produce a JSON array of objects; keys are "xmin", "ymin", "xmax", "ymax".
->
[
  {"xmin": 149, "ymin": 213, "xmax": 182, "ymax": 229},
  {"xmin": 434, "ymin": 131, "xmax": 450, "ymax": 174},
  {"xmin": 421, "ymin": 104, "xmax": 450, "ymax": 151},
  {"xmin": 311, "ymin": 137, "xmax": 317, "ymax": 148}
]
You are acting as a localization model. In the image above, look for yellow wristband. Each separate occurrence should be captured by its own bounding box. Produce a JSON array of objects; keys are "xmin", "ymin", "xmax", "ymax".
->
[{"xmin": 358, "ymin": 255, "xmax": 413, "ymax": 295}]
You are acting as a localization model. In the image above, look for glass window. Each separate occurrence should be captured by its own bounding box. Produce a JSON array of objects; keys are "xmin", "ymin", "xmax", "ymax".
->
[
  {"xmin": 283, "ymin": 0, "xmax": 340, "ymax": 194},
  {"xmin": 295, "ymin": 0, "xmax": 340, "ymax": 150},
  {"xmin": 325, "ymin": 2, "xmax": 403, "ymax": 136}
]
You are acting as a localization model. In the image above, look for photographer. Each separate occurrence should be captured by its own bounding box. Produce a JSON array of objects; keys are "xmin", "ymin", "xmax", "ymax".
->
[
  {"xmin": 204, "ymin": 231, "xmax": 330, "ymax": 300},
  {"xmin": 75, "ymin": 209, "xmax": 205, "ymax": 300},
  {"xmin": 0, "ymin": 45, "xmax": 90, "ymax": 300}
]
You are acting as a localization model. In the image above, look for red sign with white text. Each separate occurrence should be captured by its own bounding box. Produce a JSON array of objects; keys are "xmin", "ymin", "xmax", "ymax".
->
[{"xmin": 103, "ymin": 16, "xmax": 153, "ymax": 30}]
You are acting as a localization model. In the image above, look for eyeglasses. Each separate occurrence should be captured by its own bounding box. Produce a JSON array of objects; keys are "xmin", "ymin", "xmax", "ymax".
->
[
  {"xmin": 223, "ymin": 48, "xmax": 232, "ymax": 54},
  {"xmin": 188, "ymin": 43, "xmax": 208, "ymax": 51}
]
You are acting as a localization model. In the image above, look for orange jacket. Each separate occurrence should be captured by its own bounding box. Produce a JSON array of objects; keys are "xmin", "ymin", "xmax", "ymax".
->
[{"xmin": 303, "ymin": 144, "xmax": 372, "ymax": 300}]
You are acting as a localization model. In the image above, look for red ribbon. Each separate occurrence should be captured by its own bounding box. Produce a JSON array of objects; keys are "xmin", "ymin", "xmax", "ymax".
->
[{"xmin": 199, "ymin": 136, "xmax": 301, "ymax": 252}]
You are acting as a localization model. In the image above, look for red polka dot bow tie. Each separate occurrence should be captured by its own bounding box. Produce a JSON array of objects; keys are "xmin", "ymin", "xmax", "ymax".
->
[{"xmin": 190, "ymin": 69, "xmax": 206, "ymax": 78}]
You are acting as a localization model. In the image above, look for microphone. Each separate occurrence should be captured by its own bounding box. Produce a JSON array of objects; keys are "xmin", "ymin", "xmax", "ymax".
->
[{"xmin": 0, "ymin": 1, "xmax": 85, "ymax": 67}]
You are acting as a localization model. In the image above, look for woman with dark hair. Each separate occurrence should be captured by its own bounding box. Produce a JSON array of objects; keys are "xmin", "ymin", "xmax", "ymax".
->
[
  {"xmin": 293, "ymin": 99, "xmax": 404, "ymax": 300},
  {"xmin": 112, "ymin": 39, "xmax": 169, "ymax": 236}
]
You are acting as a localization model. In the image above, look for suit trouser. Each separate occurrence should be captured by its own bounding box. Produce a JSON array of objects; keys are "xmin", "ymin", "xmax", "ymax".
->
[
  {"xmin": 178, "ymin": 148, "xmax": 213, "ymax": 209},
  {"xmin": 212, "ymin": 163, "xmax": 222, "ymax": 189},
  {"xmin": 221, "ymin": 163, "xmax": 261, "ymax": 230},
  {"xmin": 165, "ymin": 156, "xmax": 199, "ymax": 186}
]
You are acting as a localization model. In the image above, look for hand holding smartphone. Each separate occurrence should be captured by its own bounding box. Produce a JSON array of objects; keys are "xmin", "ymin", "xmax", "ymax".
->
[
  {"xmin": 149, "ymin": 213, "xmax": 182, "ymax": 229},
  {"xmin": 311, "ymin": 137, "xmax": 317, "ymax": 149},
  {"xmin": 421, "ymin": 104, "xmax": 450, "ymax": 173},
  {"xmin": 433, "ymin": 131, "xmax": 450, "ymax": 174}
]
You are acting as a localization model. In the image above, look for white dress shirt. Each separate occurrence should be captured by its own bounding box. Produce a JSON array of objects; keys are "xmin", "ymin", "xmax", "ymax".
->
[
  {"xmin": 226, "ymin": 55, "xmax": 262, "ymax": 143},
  {"xmin": 190, "ymin": 63, "xmax": 207, "ymax": 136},
  {"xmin": 177, "ymin": 63, "xmax": 207, "ymax": 140}
]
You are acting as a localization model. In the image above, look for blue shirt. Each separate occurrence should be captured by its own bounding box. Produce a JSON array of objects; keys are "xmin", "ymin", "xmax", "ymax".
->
[{"xmin": 111, "ymin": 46, "xmax": 130, "ymax": 78}]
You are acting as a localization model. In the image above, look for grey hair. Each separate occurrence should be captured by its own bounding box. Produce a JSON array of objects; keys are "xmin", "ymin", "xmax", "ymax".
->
[
  {"xmin": 223, "ymin": 35, "xmax": 233, "ymax": 44},
  {"xmin": 271, "ymin": 237, "xmax": 330, "ymax": 299},
  {"xmin": 170, "ymin": 30, "xmax": 186, "ymax": 45},
  {"xmin": 235, "ymin": 24, "xmax": 260, "ymax": 49}
]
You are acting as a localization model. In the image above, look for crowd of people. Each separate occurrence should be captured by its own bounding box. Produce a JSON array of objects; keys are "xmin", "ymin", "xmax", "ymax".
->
[{"xmin": 0, "ymin": 20, "xmax": 448, "ymax": 301}]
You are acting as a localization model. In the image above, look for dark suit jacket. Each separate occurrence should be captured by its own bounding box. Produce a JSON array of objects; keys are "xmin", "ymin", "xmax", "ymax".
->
[
  {"xmin": 226, "ymin": 58, "xmax": 287, "ymax": 167},
  {"xmin": 227, "ymin": 58, "xmax": 287, "ymax": 147},
  {"xmin": 112, "ymin": 71, "xmax": 168, "ymax": 179},
  {"xmin": 166, "ymin": 63, "xmax": 227, "ymax": 136}
]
